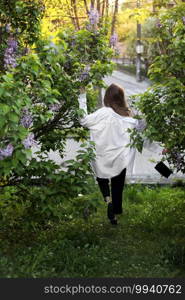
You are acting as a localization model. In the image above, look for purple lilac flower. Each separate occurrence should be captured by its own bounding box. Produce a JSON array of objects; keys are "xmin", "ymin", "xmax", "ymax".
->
[
  {"xmin": 22, "ymin": 133, "xmax": 36, "ymax": 149},
  {"xmin": 4, "ymin": 51, "xmax": 17, "ymax": 68},
  {"xmin": 70, "ymin": 36, "xmax": 76, "ymax": 47},
  {"xmin": 0, "ymin": 144, "xmax": 14, "ymax": 160},
  {"xmin": 79, "ymin": 65, "xmax": 90, "ymax": 82},
  {"xmin": 135, "ymin": 119, "xmax": 147, "ymax": 132},
  {"xmin": 182, "ymin": 16, "xmax": 185, "ymax": 25},
  {"xmin": 49, "ymin": 103, "xmax": 61, "ymax": 112},
  {"xmin": 7, "ymin": 39, "xmax": 18, "ymax": 51},
  {"xmin": 88, "ymin": 7, "xmax": 99, "ymax": 25},
  {"xmin": 4, "ymin": 38, "xmax": 18, "ymax": 69},
  {"xmin": 156, "ymin": 20, "xmax": 163, "ymax": 28},
  {"xmin": 110, "ymin": 33, "xmax": 118, "ymax": 47},
  {"xmin": 49, "ymin": 41, "xmax": 59, "ymax": 54},
  {"xmin": 71, "ymin": 40, "xmax": 76, "ymax": 47},
  {"xmin": 20, "ymin": 108, "xmax": 33, "ymax": 128},
  {"xmin": 5, "ymin": 24, "xmax": 11, "ymax": 33}
]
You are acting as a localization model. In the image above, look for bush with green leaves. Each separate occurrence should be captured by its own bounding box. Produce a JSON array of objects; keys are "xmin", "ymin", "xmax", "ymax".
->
[
  {"xmin": 0, "ymin": 153, "xmax": 97, "ymax": 232},
  {"xmin": 0, "ymin": 6, "xmax": 114, "ymax": 230},
  {"xmin": 125, "ymin": 184, "xmax": 185, "ymax": 268},
  {"xmin": 130, "ymin": 2, "xmax": 185, "ymax": 173},
  {"xmin": 126, "ymin": 185, "xmax": 185, "ymax": 236},
  {"xmin": 0, "ymin": 27, "xmax": 114, "ymax": 178}
]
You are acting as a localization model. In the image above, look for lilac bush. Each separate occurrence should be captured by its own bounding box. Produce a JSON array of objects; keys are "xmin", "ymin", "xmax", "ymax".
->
[
  {"xmin": 0, "ymin": 144, "xmax": 14, "ymax": 160},
  {"xmin": 20, "ymin": 108, "xmax": 33, "ymax": 128},
  {"xmin": 4, "ymin": 38, "xmax": 18, "ymax": 69},
  {"xmin": 49, "ymin": 103, "xmax": 61, "ymax": 112},
  {"xmin": 79, "ymin": 65, "xmax": 90, "ymax": 82},
  {"xmin": 22, "ymin": 133, "xmax": 37, "ymax": 149},
  {"xmin": 88, "ymin": 7, "xmax": 99, "ymax": 26},
  {"xmin": 0, "ymin": 0, "xmax": 116, "ymax": 232},
  {"xmin": 130, "ymin": 3, "xmax": 185, "ymax": 173},
  {"xmin": 5, "ymin": 23, "xmax": 11, "ymax": 33},
  {"xmin": 110, "ymin": 33, "xmax": 118, "ymax": 48},
  {"xmin": 156, "ymin": 21, "xmax": 163, "ymax": 28}
]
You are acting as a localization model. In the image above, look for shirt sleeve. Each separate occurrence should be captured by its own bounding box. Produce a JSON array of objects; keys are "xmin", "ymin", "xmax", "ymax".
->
[
  {"xmin": 80, "ymin": 109, "xmax": 106, "ymax": 128},
  {"xmin": 78, "ymin": 94, "xmax": 107, "ymax": 129}
]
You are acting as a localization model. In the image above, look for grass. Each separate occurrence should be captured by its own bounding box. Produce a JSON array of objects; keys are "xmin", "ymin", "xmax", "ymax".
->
[{"xmin": 0, "ymin": 182, "xmax": 185, "ymax": 278}]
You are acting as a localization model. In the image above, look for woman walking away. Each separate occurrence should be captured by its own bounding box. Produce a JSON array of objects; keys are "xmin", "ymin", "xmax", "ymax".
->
[{"xmin": 78, "ymin": 83, "xmax": 140, "ymax": 225}]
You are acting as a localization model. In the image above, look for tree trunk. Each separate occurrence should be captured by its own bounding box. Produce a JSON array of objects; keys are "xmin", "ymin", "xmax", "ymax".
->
[
  {"xmin": 66, "ymin": 0, "xmax": 77, "ymax": 29},
  {"xmin": 111, "ymin": 0, "xmax": 119, "ymax": 35},
  {"xmin": 105, "ymin": 0, "xmax": 109, "ymax": 18},
  {"xmin": 101, "ymin": 0, "xmax": 106, "ymax": 18},
  {"xmin": 90, "ymin": 0, "xmax": 95, "ymax": 9},
  {"xmin": 83, "ymin": 0, "xmax": 89, "ymax": 15},
  {"xmin": 71, "ymin": 0, "xmax": 80, "ymax": 30},
  {"xmin": 97, "ymin": 0, "xmax": 101, "ymax": 14}
]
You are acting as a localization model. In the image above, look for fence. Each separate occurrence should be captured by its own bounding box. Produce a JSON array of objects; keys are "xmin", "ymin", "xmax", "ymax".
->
[{"xmin": 112, "ymin": 57, "xmax": 148, "ymax": 78}]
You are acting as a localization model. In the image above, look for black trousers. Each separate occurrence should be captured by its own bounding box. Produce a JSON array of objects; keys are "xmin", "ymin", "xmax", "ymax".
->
[{"xmin": 96, "ymin": 168, "xmax": 126, "ymax": 214}]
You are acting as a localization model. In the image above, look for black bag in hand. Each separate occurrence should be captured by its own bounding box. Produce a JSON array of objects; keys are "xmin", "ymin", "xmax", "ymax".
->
[{"xmin": 155, "ymin": 161, "xmax": 173, "ymax": 178}]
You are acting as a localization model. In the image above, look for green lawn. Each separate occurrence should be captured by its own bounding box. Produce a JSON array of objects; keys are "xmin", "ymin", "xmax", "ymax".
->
[{"xmin": 0, "ymin": 182, "xmax": 185, "ymax": 278}]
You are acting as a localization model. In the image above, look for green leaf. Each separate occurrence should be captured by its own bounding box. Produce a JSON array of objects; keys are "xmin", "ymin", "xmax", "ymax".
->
[
  {"xmin": 8, "ymin": 113, "xmax": 19, "ymax": 122},
  {"xmin": 0, "ymin": 117, "xmax": 6, "ymax": 127},
  {"xmin": 0, "ymin": 104, "xmax": 10, "ymax": 115},
  {"xmin": 0, "ymin": 88, "xmax": 5, "ymax": 97}
]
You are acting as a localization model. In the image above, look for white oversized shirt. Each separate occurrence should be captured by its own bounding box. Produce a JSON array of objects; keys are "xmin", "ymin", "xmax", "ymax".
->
[{"xmin": 78, "ymin": 95, "xmax": 139, "ymax": 178}]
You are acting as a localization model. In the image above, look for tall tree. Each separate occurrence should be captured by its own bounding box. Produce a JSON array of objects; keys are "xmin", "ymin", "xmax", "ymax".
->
[
  {"xmin": 111, "ymin": 0, "xmax": 119, "ymax": 35},
  {"xmin": 65, "ymin": 0, "xmax": 77, "ymax": 29},
  {"xmin": 90, "ymin": 0, "xmax": 95, "ymax": 8},
  {"xmin": 83, "ymin": 0, "xmax": 89, "ymax": 15},
  {"xmin": 97, "ymin": 0, "xmax": 101, "ymax": 13},
  {"xmin": 71, "ymin": 0, "xmax": 80, "ymax": 30},
  {"xmin": 105, "ymin": 0, "xmax": 109, "ymax": 18},
  {"xmin": 101, "ymin": 0, "xmax": 106, "ymax": 18}
]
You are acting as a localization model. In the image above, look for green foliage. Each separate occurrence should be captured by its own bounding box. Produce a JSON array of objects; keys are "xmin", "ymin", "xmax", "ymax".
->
[
  {"xmin": 130, "ymin": 2, "xmax": 185, "ymax": 173},
  {"xmin": 0, "ymin": 1, "xmax": 114, "ymax": 241},
  {"xmin": 142, "ymin": 17, "xmax": 162, "ymax": 64},
  {"xmin": 125, "ymin": 185, "xmax": 185, "ymax": 236},
  {"xmin": 140, "ymin": 1, "xmax": 185, "ymax": 67},
  {"xmin": 0, "ymin": 183, "xmax": 185, "ymax": 277},
  {"xmin": 0, "ymin": 0, "xmax": 44, "ymax": 71},
  {"xmin": 0, "ymin": 0, "xmax": 43, "ymax": 41},
  {"xmin": 124, "ymin": 184, "xmax": 185, "ymax": 270},
  {"xmin": 0, "ymin": 26, "xmax": 113, "ymax": 178},
  {"xmin": 148, "ymin": 3, "xmax": 185, "ymax": 83},
  {"xmin": 0, "ymin": 143, "xmax": 96, "ymax": 231}
]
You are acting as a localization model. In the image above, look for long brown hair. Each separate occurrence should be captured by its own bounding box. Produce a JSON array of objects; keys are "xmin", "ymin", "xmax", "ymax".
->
[{"xmin": 103, "ymin": 83, "xmax": 133, "ymax": 117}]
